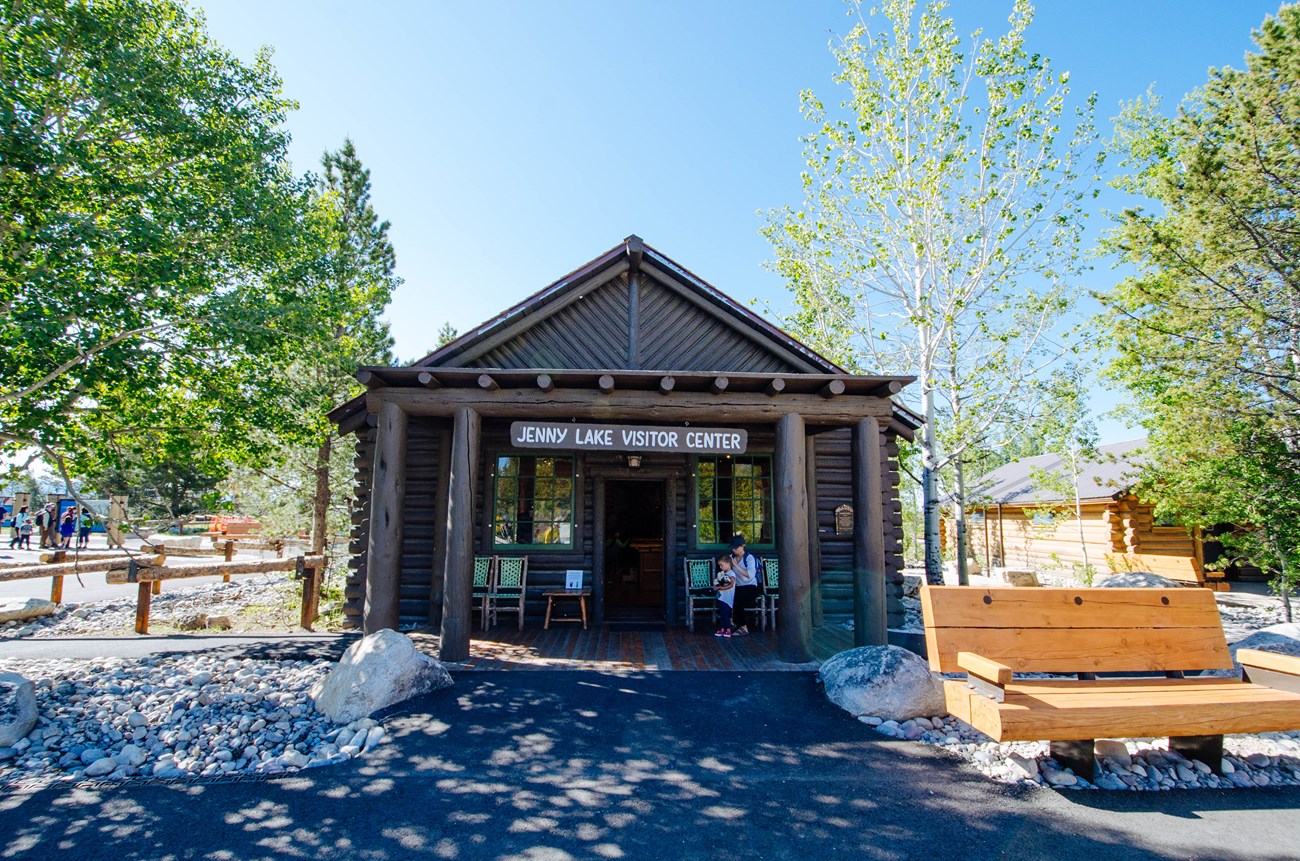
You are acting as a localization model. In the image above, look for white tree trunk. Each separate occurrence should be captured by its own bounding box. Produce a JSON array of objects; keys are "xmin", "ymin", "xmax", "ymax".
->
[
  {"xmin": 921, "ymin": 364, "xmax": 943, "ymax": 585},
  {"xmin": 954, "ymin": 457, "xmax": 969, "ymax": 586}
]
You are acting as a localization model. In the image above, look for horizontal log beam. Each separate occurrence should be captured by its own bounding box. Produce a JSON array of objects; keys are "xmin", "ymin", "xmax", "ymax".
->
[
  {"xmin": 659, "ymin": 375, "xmax": 675, "ymax": 396},
  {"xmin": 417, "ymin": 371, "xmax": 442, "ymax": 389},
  {"xmin": 766, "ymin": 378, "xmax": 786, "ymax": 397},
  {"xmin": 537, "ymin": 373, "xmax": 555, "ymax": 393},
  {"xmin": 106, "ymin": 555, "xmax": 326, "ymax": 584},
  {"xmin": 367, "ymin": 388, "xmax": 897, "ymax": 425},
  {"xmin": 0, "ymin": 555, "xmax": 164, "ymax": 582},
  {"xmin": 598, "ymin": 374, "xmax": 615, "ymax": 394}
]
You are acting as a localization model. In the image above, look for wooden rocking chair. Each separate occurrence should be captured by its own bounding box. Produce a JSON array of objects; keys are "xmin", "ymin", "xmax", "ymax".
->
[
  {"xmin": 486, "ymin": 556, "xmax": 528, "ymax": 630},
  {"xmin": 472, "ymin": 555, "xmax": 495, "ymax": 630},
  {"xmin": 684, "ymin": 558, "xmax": 717, "ymax": 633},
  {"xmin": 756, "ymin": 557, "xmax": 780, "ymax": 631}
]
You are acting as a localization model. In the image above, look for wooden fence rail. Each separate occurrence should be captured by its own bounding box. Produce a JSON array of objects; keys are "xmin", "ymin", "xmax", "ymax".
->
[
  {"xmin": 0, "ymin": 555, "xmax": 164, "ymax": 604},
  {"xmin": 105, "ymin": 554, "xmax": 327, "ymax": 634}
]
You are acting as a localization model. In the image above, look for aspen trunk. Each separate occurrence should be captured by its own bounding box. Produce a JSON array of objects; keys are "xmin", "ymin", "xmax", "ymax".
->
[{"xmin": 311, "ymin": 434, "xmax": 331, "ymax": 557}]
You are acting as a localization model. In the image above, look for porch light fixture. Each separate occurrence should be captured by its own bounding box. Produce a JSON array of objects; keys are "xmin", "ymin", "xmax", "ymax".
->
[{"xmin": 626, "ymin": 454, "xmax": 642, "ymax": 469}]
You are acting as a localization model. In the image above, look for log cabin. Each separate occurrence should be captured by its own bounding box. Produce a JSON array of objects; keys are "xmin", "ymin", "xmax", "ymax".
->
[
  {"xmin": 961, "ymin": 439, "xmax": 1212, "ymax": 581},
  {"xmin": 329, "ymin": 236, "xmax": 919, "ymax": 662}
]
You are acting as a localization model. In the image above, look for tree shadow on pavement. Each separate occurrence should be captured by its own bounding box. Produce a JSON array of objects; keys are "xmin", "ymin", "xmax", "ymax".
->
[{"xmin": 1, "ymin": 670, "xmax": 1297, "ymax": 861}]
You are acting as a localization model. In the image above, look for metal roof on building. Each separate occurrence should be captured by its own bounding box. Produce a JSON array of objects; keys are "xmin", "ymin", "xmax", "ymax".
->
[{"xmin": 967, "ymin": 438, "xmax": 1148, "ymax": 506}]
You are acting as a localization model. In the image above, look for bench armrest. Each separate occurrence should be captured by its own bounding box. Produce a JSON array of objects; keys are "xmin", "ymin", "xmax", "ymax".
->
[
  {"xmin": 956, "ymin": 651, "xmax": 1012, "ymax": 702},
  {"xmin": 1239, "ymin": 649, "xmax": 1300, "ymax": 694}
]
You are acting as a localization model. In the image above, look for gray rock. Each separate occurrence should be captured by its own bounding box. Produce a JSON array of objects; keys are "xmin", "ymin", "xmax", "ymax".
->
[
  {"xmin": 1094, "ymin": 740, "xmax": 1130, "ymax": 763},
  {"xmin": 116, "ymin": 744, "xmax": 146, "ymax": 767},
  {"xmin": 0, "ymin": 673, "xmax": 38, "ymax": 747},
  {"xmin": 1042, "ymin": 767, "xmax": 1077, "ymax": 786},
  {"xmin": 83, "ymin": 757, "xmax": 117, "ymax": 777},
  {"xmin": 1176, "ymin": 764, "xmax": 1198, "ymax": 782},
  {"xmin": 1007, "ymin": 753, "xmax": 1039, "ymax": 779},
  {"xmin": 280, "ymin": 749, "xmax": 309, "ymax": 768},
  {"xmin": 1246, "ymin": 752, "xmax": 1271, "ymax": 768},
  {"xmin": 1098, "ymin": 572, "xmax": 1183, "ymax": 589},
  {"xmin": 175, "ymin": 614, "xmax": 208, "ymax": 631},
  {"xmin": 310, "ymin": 629, "xmax": 454, "ymax": 724},
  {"xmin": 0, "ymin": 598, "xmax": 58, "ymax": 624},
  {"xmin": 126, "ymin": 711, "xmax": 147, "ymax": 728},
  {"xmin": 819, "ymin": 646, "xmax": 946, "ymax": 723}
]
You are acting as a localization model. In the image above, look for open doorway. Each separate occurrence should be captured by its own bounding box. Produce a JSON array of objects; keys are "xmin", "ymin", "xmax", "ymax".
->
[{"xmin": 604, "ymin": 480, "xmax": 665, "ymax": 620}]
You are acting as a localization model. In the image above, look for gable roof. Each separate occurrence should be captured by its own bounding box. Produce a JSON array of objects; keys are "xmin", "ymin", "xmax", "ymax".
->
[
  {"xmin": 967, "ymin": 439, "xmax": 1148, "ymax": 506},
  {"xmin": 418, "ymin": 235, "xmax": 845, "ymax": 374}
]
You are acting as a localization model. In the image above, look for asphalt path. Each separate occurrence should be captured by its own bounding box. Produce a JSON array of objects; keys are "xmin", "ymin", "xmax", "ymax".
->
[{"xmin": 0, "ymin": 670, "xmax": 1297, "ymax": 861}]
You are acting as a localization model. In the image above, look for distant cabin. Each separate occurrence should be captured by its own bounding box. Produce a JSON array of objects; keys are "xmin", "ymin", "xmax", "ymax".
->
[
  {"xmin": 329, "ymin": 236, "xmax": 919, "ymax": 662},
  {"xmin": 958, "ymin": 439, "xmax": 1220, "ymax": 581}
]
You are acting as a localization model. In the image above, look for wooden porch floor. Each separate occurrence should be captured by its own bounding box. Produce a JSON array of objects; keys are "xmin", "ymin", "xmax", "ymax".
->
[{"xmin": 408, "ymin": 623, "xmax": 857, "ymax": 672}]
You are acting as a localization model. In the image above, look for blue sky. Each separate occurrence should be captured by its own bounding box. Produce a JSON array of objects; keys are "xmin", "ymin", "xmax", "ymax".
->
[{"xmin": 194, "ymin": 0, "xmax": 1287, "ymax": 443}]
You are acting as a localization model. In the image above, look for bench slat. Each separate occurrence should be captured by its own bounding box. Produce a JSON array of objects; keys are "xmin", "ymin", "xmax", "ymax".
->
[
  {"xmin": 921, "ymin": 586, "xmax": 1221, "ymax": 630},
  {"xmin": 956, "ymin": 680, "xmax": 1300, "ymax": 741},
  {"xmin": 926, "ymin": 626, "xmax": 1235, "ymax": 674}
]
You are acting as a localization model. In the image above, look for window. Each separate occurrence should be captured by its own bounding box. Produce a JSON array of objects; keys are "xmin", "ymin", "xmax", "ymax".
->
[
  {"xmin": 493, "ymin": 455, "xmax": 575, "ymax": 549},
  {"xmin": 695, "ymin": 455, "xmax": 774, "ymax": 548}
]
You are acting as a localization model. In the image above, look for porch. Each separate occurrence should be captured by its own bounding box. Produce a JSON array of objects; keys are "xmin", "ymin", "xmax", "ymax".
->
[{"xmin": 408, "ymin": 623, "xmax": 857, "ymax": 672}]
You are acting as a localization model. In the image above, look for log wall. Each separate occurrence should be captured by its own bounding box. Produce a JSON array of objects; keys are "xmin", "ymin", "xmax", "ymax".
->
[
  {"xmin": 342, "ymin": 421, "xmax": 906, "ymax": 629},
  {"xmin": 966, "ymin": 496, "xmax": 1199, "ymax": 575}
]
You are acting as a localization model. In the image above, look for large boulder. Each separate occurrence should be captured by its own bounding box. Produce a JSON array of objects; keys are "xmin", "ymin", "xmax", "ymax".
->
[
  {"xmin": 1231, "ymin": 623, "xmax": 1300, "ymax": 664},
  {"xmin": 820, "ymin": 645, "xmax": 946, "ymax": 722},
  {"xmin": 0, "ymin": 598, "xmax": 57, "ymax": 624},
  {"xmin": 310, "ymin": 629, "xmax": 453, "ymax": 723},
  {"xmin": 0, "ymin": 673, "xmax": 38, "ymax": 747},
  {"xmin": 1097, "ymin": 571, "xmax": 1182, "ymax": 589},
  {"xmin": 1200, "ymin": 623, "xmax": 1300, "ymax": 678}
]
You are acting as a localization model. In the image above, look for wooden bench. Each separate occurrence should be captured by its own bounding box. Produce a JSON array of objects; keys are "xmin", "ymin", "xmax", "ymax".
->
[
  {"xmin": 1106, "ymin": 553, "xmax": 1229, "ymax": 591},
  {"xmin": 921, "ymin": 585, "xmax": 1300, "ymax": 780}
]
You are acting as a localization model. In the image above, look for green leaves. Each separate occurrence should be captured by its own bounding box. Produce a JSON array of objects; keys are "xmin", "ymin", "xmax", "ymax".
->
[{"xmin": 1101, "ymin": 5, "xmax": 1300, "ymax": 605}]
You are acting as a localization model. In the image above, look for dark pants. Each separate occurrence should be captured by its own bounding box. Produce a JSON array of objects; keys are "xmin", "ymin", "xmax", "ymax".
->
[
  {"xmin": 733, "ymin": 584, "xmax": 761, "ymax": 630},
  {"xmin": 716, "ymin": 600, "xmax": 733, "ymax": 631}
]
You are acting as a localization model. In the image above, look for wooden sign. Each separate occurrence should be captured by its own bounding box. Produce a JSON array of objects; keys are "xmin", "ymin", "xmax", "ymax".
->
[
  {"xmin": 835, "ymin": 504, "xmax": 854, "ymax": 536},
  {"xmin": 510, "ymin": 421, "xmax": 747, "ymax": 454}
]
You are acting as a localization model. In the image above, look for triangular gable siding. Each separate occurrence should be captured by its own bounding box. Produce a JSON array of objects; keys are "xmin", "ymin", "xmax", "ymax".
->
[
  {"xmin": 635, "ymin": 278, "xmax": 796, "ymax": 373},
  {"xmin": 450, "ymin": 272, "xmax": 803, "ymax": 374},
  {"xmin": 468, "ymin": 274, "xmax": 633, "ymax": 370}
]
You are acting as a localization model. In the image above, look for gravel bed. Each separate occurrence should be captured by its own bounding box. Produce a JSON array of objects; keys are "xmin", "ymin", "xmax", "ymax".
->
[
  {"xmin": 863, "ymin": 713, "xmax": 1300, "ymax": 791},
  {"xmin": 0, "ymin": 653, "xmax": 383, "ymax": 786},
  {"xmin": 0, "ymin": 574, "xmax": 299, "ymax": 639}
]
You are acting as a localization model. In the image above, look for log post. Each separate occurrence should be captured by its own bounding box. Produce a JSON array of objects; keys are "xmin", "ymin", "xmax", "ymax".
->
[
  {"xmin": 775, "ymin": 413, "xmax": 812, "ymax": 662},
  {"xmin": 806, "ymin": 435, "xmax": 824, "ymax": 628},
  {"xmin": 132, "ymin": 562, "xmax": 151, "ymax": 634},
  {"xmin": 439, "ymin": 407, "xmax": 480, "ymax": 662},
  {"xmin": 298, "ymin": 556, "xmax": 317, "ymax": 629},
  {"xmin": 151, "ymin": 579, "xmax": 161, "ymax": 596},
  {"xmin": 50, "ymin": 575, "xmax": 63, "ymax": 604},
  {"xmin": 108, "ymin": 495, "xmax": 127, "ymax": 545},
  {"xmin": 852, "ymin": 417, "xmax": 888, "ymax": 646},
  {"xmin": 364, "ymin": 400, "xmax": 408, "ymax": 634},
  {"xmin": 592, "ymin": 478, "xmax": 605, "ymax": 626},
  {"xmin": 223, "ymin": 540, "xmax": 234, "ymax": 582},
  {"xmin": 428, "ymin": 429, "xmax": 453, "ymax": 627}
]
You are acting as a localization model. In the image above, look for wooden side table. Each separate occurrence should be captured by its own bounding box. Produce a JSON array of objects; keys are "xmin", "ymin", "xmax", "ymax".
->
[{"xmin": 543, "ymin": 589, "xmax": 591, "ymax": 629}]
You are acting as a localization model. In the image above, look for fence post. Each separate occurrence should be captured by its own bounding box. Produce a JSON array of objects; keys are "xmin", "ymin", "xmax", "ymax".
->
[
  {"xmin": 130, "ymin": 561, "xmax": 151, "ymax": 634},
  {"xmin": 50, "ymin": 575, "xmax": 63, "ymax": 604},
  {"xmin": 297, "ymin": 556, "xmax": 315, "ymax": 630}
]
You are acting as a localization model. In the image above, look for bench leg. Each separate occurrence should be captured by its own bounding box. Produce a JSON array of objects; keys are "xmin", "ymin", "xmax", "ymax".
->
[
  {"xmin": 1049, "ymin": 739, "xmax": 1095, "ymax": 781},
  {"xmin": 1170, "ymin": 735, "xmax": 1224, "ymax": 774}
]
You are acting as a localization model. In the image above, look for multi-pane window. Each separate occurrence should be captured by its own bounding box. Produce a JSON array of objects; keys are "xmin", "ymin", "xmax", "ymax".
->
[
  {"xmin": 493, "ymin": 455, "xmax": 575, "ymax": 548},
  {"xmin": 695, "ymin": 455, "xmax": 774, "ymax": 548}
]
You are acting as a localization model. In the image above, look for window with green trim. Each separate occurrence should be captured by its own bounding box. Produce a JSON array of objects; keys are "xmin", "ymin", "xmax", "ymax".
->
[
  {"xmin": 493, "ymin": 455, "xmax": 575, "ymax": 548},
  {"xmin": 695, "ymin": 455, "xmax": 774, "ymax": 548}
]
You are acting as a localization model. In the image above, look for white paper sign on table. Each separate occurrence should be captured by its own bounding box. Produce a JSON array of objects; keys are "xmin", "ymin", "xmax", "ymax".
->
[{"xmin": 565, "ymin": 570, "xmax": 584, "ymax": 591}]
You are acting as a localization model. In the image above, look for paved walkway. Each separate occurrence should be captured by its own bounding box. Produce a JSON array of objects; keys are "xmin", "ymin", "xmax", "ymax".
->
[{"xmin": 0, "ymin": 671, "xmax": 1296, "ymax": 861}]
